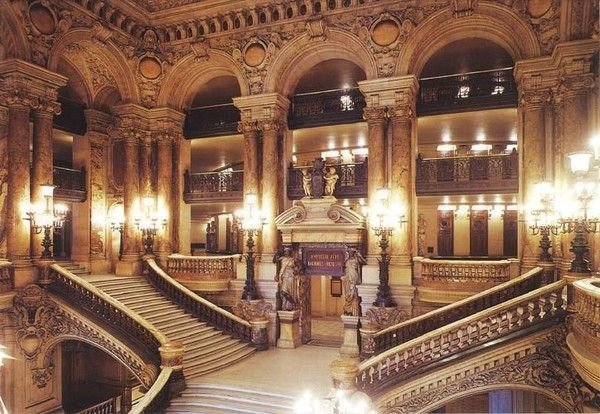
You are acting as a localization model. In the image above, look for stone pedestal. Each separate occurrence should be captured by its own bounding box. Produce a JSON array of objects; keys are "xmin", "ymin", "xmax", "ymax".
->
[
  {"xmin": 249, "ymin": 318, "xmax": 269, "ymax": 351},
  {"xmin": 115, "ymin": 258, "xmax": 142, "ymax": 276},
  {"xmin": 339, "ymin": 315, "xmax": 360, "ymax": 359},
  {"xmin": 538, "ymin": 261, "xmax": 556, "ymax": 285},
  {"xmin": 563, "ymin": 271, "xmax": 592, "ymax": 312},
  {"xmin": 277, "ymin": 310, "xmax": 301, "ymax": 349}
]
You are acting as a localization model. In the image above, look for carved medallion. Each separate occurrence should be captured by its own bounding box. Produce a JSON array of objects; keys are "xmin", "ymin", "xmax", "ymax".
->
[
  {"xmin": 138, "ymin": 56, "xmax": 163, "ymax": 80},
  {"xmin": 372, "ymin": 20, "xmax": 399, "ymax": 46},
  {"xmin": 244, "ymin": 42, "xmax": 266, "ymax": 67},
  {"xmin": 527, "ymin": 0, "xmax": 553, "ymax": 18},
  {"xmin": 29, "ymin": 2, "xmax": 56, "ymax": 35}
]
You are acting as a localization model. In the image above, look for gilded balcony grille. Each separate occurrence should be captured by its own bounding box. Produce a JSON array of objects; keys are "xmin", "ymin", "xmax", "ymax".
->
[
  {"xmin": 288, "ymin": 88, "xmax": 366, "ymax": 129},
  {"xmin": 416, "ymin": 152, "xmax": 518, "ymax": 195},
  {"xmin": 417, "ymin": 68, "xmax": 517, "ymax": 115},
  {"xmin": 184, "ymin": 103, "xmax": 240, "ymax": 138},
  {"xmin": 287, "ymin": 160, "xmax": 368, "ymax": 199},
  {"xmin": 183, "ymin": 169, "xmax": 244, "ymax": 202},
  {"xmin": 53, "ymin": 166, "xmax": 87, "ymax": 202}
]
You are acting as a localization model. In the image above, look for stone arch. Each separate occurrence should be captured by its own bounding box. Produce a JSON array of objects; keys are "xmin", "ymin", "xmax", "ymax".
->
[
  {"xmin": 0, "ymin": 1, "xmax": 30, "ymax": 59},
  {"xmin": 421, "ymin": 384, "xmax": 574, "ymax": 414},
  {"xmin": 265, "ymin": 28, "xmax": 378, "ymax": 96},
  {"xmin": 396, "ymin": 3, "xmax": 541, "ymax": 77},
  {"xmin": 47, "ymin": 28, "xmax": 139, "ymax": 104},
  {"xmin": 157, "ymin": 50, "xmax": 248, "ymax": 110}
]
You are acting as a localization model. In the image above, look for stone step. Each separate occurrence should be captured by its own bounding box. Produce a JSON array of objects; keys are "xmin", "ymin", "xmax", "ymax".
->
[
  {"xmin": 99, "ymin": 286, "xmax": 157, "ymax": 296},
  {"xmin": 112, "ymin": 295, "xmax": 168, "ymax": 307},
  {"xmin": 183, "ymin": 340, "xmax": 246, "ymax": 363},
  {"xmin": 92, "ymin": 278, "xmax": 143, "ymax": 288},
  {"xmin": 181, "ymin": 332, "xmax": 229, "ymax": 349},
  {"xmin": 143, "ymin": 311, "xmax": 191, "ymax": 326},
  {"xmin": 161, "ymin": 321, "xmax": 210, "ymax": 338},
  {"xmin": 184, "ymin": 347, "xmax": 255, "ymax": 379}
]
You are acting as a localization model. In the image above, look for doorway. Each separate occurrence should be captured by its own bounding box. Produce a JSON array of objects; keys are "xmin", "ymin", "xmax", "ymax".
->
[{"xmin": 309, "ymin": 275, "xmax": 344, "ymax": 346}]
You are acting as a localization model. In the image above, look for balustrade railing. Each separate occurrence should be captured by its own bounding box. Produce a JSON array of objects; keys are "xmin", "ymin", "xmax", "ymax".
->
[
  {"xmin": 570, "ymin": 278, "xmax": 600, "ymax": 361},
  {"xmin": 49, "ymin": 264, "xmax": 175, "ymax": 413},
  {"xmin": 357, "ymin": 279, "xmax": 566, "ymax": 393},
  {"xmin": 0, "ymin": 261, "xmax": 13, "ymax": 293},
  {"xmin": 288, "ymin": 160, "xmax": 368, "ymax": 199},
  {"xmin": 360, "ymin": 267, "xmax": 545, "ymax": 358},
  {"xmin": 416, "ymin": 152, "xmax": 518, "ymax": 195},
  {"xmin": 289, "ymin": 88, "xmax": 365, "ymax": 129},
  {"xmin": 417, "ymin": 67, "xmax": 517, "ymax": 115},
  {"xmin": 145, "ymin": 258, "xmax": 252, "ymax": 342},
  {"xmin": 417, "ymin": 258, "xmax": 512, "ymax": 288},
  {"xmin": 183, "ymin": 169, "xmax": 243, "ymax": 202},
  {"xmin": 74, "ymin": 395, "xmax": 121, "ymax": 414},
  {"xmin": 184, "ymin": 103, "xmax": 240, "ymax": 138},
  {"xmin": 167, "ymin": 254, "xmax": 239, "ymax": 292},
  {"xmin": 53, "ymin": 166, "xmax": 87, "ymax": 202}
]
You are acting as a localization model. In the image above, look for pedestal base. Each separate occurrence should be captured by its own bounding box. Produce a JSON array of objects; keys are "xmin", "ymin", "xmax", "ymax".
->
[
  {"xmin": 537, "ymin": 261, "xmax": 556, "ymax": 285},
  {"xmin": 364, "ymin": 306, "xmax": 408, "ymax": 330},
  {"xmin": 277, "ymin": 310, "xmax": 301, "ymax": 349},
  {"xmin": 12, "ymin": 260, "xmax": 36, "ymax": 288},
  {"xmin": 564, "ymin": 271, "xmax": 592, "ymax": 312},
  {"xmin": 339, "ymin": 315, "xmax": 360, "ymax": 359}
]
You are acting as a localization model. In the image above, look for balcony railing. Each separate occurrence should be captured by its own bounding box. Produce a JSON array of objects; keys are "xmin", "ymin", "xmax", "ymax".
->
[
  {"xmin": 287, "ymin": 160, "xmax": 368, "ymax": 199},
  {"xmin": 183, "ymin": 169, "xmax": 243, "ymax": 203},
  {"xmin": 167, "ymin": 254, "xmax": 240, "ymax": 292},
  {"xmin": 184, "ymin": 103, "xmax": 240, "ymax": 138},
  {"xmin": 288, "ymin": 88, "xmax": 366, "ymax": 129},
  {"xmin": 416, "ymin": 152, "xmax": 518, "ymax": 195},
  {"xmin": 417, "ymin": 67, "xmax": 517, "ymax": 115},
  {"xmin": 53, "ymin": 166, "xmax": 87, "ymax": 202}
]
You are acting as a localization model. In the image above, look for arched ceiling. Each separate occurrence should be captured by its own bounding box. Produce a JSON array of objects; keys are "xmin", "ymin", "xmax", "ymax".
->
[
  {"xmin": 420, "ymin": 38, "xmax": 514, "ymax": 78},
  {"xmin": 294, "ymin": 59, "xmax": 366, "ymax": 94},
  {"xmin": 190, "ymin": 75, "xmax": 241, "ymax": 107}
]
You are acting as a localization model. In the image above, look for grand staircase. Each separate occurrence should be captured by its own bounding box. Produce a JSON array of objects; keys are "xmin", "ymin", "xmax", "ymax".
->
[
  {"xmin": 89, "ymin": 276, "xmax": 255, "ymax": 379},
  {"xmin": 166, "ymin": 383, "xmax": 295, "ymax": 414}
]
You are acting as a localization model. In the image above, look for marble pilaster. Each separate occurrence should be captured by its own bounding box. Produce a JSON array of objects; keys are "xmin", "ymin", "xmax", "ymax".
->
[{"xmin": 237, "ymin": 120, "xmax": 259, "ymax": 197}]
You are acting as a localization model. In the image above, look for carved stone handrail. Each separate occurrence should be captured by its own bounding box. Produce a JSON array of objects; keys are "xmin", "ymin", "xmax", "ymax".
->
[
  {"xmin": 145, "ymin": 258, "xmax": 253, "ymax": 343},
  {"xmin": 130, "ymin": 367, "xmax": 173, "ymax": 414},
  {"xmin": 357, "ymin": 280, "xmax": 567, "ymax": 393},
  {"xmin": 567, "ymin": 278, "xmax": 600, "ymax": 390},
  {"xmin": 49, "ymin": 264, "xmax": 182, "ymax": 413},
  {"xmin": 361, "ymin": 267, "xmax": 545, "ymax": 358},
  {"xmin": 167, "ymin": 254, "xmax": 240, "ymax": 292},
  {"xmin": 0, "ymin": 260, "xmax": 13, "ymax": 293}
]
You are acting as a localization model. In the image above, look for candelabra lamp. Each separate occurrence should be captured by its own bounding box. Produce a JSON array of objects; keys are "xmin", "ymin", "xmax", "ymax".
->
[
  {"xmin": 370, "ymin": 188, "xmax": 404, "ymax": 308},
  {"xmin": 557, "ymin": 181, "xmax": 600, "ymax": 274},
  {"xmin": 134, "ymin": 196, "xmax": 167, "ymax": 256},
  {"xmin": 24, "ymin": 183, "xmax": 69, "ymax": 259},
  {"xmin": 109, "ymin": 204, "xmax": 125, "ymax": 259},
  {"xmin": 235, "ymin": 193, "xmax": 266, "ymax": 301},
  {"xmin": 527, "ymin": 182, "xmax": 560, "ymax": 262}
]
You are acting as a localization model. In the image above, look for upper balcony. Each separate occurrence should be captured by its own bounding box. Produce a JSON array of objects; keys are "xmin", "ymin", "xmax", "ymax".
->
[
  {"xmin": 416, "ymin": 151, "xmax": 518, "ymax": 196},
  {"xmin": 288, "ymin": 88, "xmax": 366, "ymax": 129},
  {"xmin": 53, "ymin": 166, "xmax": 87, "ymax": 202},
  {"xmin": 417, "ymin": 68, "xmax": 517, "ymax": 116},
  {"xmin": 287, "ymin": 160, "xmax": 368, "ymax": 200},
  {"xmin": 183, "ymin": 169, "xmax": 243, "ymax": 203},
  {"xmin": 184, "ymin": 103, "xmax": 240, "ymax": 138}
]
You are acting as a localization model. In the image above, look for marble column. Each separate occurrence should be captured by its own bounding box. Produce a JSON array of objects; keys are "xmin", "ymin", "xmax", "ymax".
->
[
  {"xmin": 518, "ymin": 88, "xmax": 552, "ymax": 271},
  {"xmin": 363, "ymin": 106, "xmax": 387, "ymax": 258},
  {"xmin": 31, "ymin": 106, "xmax": 59, "ymax": 259},
  {"xmin": 139, "ymin": 133, "xmax": 153, "ymax": 197},
  {"xmin": 238, "ymin": 120, "xmax": 259, "ymax": 197},
  {"xmin": 389, "ymin": 78, "xmax": 418, "ymax": 284},
  {"xmin": 156, "ymin": 133, "xmax": 173, "ymax": 260},
  {"xmin": 259, "ymin": 118, "xmax": 284, "ymax": 261},
  {"xmin": 172, "ymin": 133, "xmax": 191, "ymax": 255},
  {"xmin": 117, "ymin": 128, "xmax": 142, "ymax": 275},
  {"xmin": 0, "ymin": 107, "xmax": 7, "ymax": 258}
]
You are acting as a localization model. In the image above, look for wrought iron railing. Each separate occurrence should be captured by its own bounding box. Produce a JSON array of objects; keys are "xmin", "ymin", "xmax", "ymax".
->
[
  {"xmin": 53, "ymin": 166, "xmax": 87, "ymax": 202},
  {"xmin": 145, "ymin": 258, "xmax": 252, "ymax": 342},
  {"xmin": 167, "ymin": 254, "xmax": 240, "ymax": 292},
  {"xmin": 183, "ymin": 169, "xmax": 243, "ymax": 203},
  {"xmin": 416, "ymin": 152, "xmax": 518, "ymax": 195},
  {"xmin": 184, "ymin": 103, "xmax": 240, "ymax": 138},
  {"xmin": 288, "ymin": 87, "xmax": 365, "ymax": 129},
  {"xmin": 0, "ymin": 261, "xmax": 13, "ymax": 293},
  {"xmin": 360, "ymin": 267, "xmax": 545, "ymax": 359},
  {"xmin": 417, "ymin": 67, "xmax": 517, "ymax": 115},
  {"xmin": 357, "ymin": 279, "xmax": 566, "ymax": 393},
  {"xmin": 288, "ymin": 160, "xmax": 368, "ymax": 199}
]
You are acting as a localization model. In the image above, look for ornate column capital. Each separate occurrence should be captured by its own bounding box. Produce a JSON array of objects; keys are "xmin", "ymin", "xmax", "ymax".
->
[
  {"xmin": 232, "ymin": 93, "xmax": 290, "ymax": 125},
  {"xmin": 362, "ymin": 106, "xmax": 387, "ymax": 124},
  {"xmin": 237, "ymin": 119, "xmax": 259, "ymax": 134},
  {"xmin": 84, "ymin": 109, "xmax": 112, "ymax": 135},
  {"xmin": 519, "ymin": 88, "xmax": 553, "ymax": 109},
  {"xmin": 0, "ymin": 59, "xmax": 66, "ymax": 112}
]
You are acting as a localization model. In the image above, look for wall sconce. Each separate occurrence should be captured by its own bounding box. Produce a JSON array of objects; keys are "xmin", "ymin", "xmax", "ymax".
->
[
  {"xmin": 134, "ymin": 196, "xmax": 167, "ymax": 256},
  {"xmin": 24, "ymin": 183, "xmax": 69, "ymax": 259}
]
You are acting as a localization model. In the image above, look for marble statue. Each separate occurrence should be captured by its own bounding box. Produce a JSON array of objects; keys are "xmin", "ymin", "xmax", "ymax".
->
[
  {"xmin": 342, "ymin": 249, "xmax": 366, "ymax": 316},
  {"xmin": 323, "ymin": 167, "xmax": 339, "ymax": 196},
  {"xmin": 276, "ymin": 248, "xmax": 299, "ymax": 311},
  {"xmin": 302, "ymin": 168, "xmax": 312, "ymax": 197}
]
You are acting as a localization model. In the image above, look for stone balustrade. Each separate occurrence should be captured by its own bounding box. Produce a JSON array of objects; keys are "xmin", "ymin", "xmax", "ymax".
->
[
  {"xmin": 167, "ymin": 254, "xmax": 240, "ymax": 292},
  {"xmin": 0, "ymin": 260, "xmax": 13, "ymax": 293},
  {"xmin": 413, "ymin": 257, "xmax": 520, "ymax": 304},
  {"xmin": 567, "ymin": 278, "xmax": 600, "ymax": 390},
  {"xmin": 357, "ymin": 279, "xmax": 567, "ymax": 393}
]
